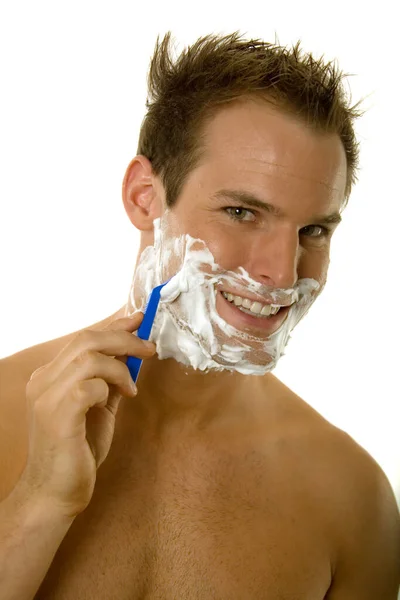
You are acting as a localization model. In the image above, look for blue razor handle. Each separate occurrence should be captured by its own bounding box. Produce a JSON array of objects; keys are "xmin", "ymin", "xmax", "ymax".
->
[{"xmin": 126, "ymin": 281, "xmax": 169, "ymax": 383}]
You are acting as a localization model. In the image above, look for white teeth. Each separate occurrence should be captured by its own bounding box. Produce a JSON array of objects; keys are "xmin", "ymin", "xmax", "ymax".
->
[
  {"xmin": 250, "ymin": 302, "xmax": 263, "ymax": 314},
  {"xmin": 221, "ymin": 291, "xmax": 281, "ymax": 316},
  {"xmin": 241, "ymin": 298, "xmax": 252, "ymax": 309},
  {"xmin": 261, "ymin": 304, "xmax": 273, "ymax": 316}
]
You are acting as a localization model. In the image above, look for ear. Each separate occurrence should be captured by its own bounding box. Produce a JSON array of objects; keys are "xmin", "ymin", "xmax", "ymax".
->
[{"xmin": 122, "ymin": 155, "xmax": 164, "ymax": 231}]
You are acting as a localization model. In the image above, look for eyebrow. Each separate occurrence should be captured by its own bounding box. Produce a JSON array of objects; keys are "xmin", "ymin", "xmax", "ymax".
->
[{"xmin": 212, "ymin": 189, "xmax": 342, "ymax": 226}]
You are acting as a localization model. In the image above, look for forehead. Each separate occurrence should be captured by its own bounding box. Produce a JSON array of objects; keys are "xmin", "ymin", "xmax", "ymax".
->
[{"xmin": 199, "ymin": 98, "xmax": 347, "ymax": 209}]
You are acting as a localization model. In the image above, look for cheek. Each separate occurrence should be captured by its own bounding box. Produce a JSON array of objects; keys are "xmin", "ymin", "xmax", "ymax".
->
[
  {"xmin": 200, "ymin": 231, "xmax": 245, "ymax": 271},
  {"xmin": 298, "ymin": 249, "xmax": 330, "ymax": 283}
]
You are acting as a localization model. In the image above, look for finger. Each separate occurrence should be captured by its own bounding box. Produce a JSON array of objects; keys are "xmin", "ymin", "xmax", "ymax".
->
[
  {"xmin": 28, "ymin": 313, "xmax": 145, "ymax": 385},
  {"xmin": 33, "ymin": 354, "xmax": 137, "ymax": 434},
  {"xmin": 31, "ymin": 377, "xmax": 110, "ymax": 437},
  {"xmin": 103, "ymin": 312, "xmax": 144, "ymax": 332},
  {"xmin": 63, "ymin": 378, "xmax": 112, "ymax": 430},
  {"xmin": 27, "ymin": 323, "xmax": 155, "ymax": 399},
  {"xmin": 104, "ymin": 384, "xmax": 123, "ymax": 416},
  {"xmin": 59, "ymin": 351, "xmax": 138, "ymax": 403},
  {"xmin": 29, "ymin": 365, "xmax": 47, "ymax": 381}
]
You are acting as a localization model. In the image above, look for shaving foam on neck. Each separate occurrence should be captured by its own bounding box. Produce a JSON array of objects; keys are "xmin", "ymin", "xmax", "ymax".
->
[{"xmin": 125, "ymin": 216, "xmax": 320, "ymax": 375}]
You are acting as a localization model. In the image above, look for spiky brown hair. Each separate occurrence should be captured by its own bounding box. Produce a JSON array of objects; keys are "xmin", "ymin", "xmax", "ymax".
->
[{"xmin": 138, "ymin": 32, "xmax": 364, "ymax": 210}]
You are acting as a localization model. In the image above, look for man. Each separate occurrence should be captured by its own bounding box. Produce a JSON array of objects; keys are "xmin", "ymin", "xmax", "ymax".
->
[{"xmin": 0, "ymin": 32, "xmax": 399, "ymax": 599}]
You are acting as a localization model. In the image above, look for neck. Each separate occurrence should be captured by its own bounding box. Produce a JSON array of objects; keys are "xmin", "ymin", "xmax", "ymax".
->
[
  {"xmin": 105, "ymin": 305, "xmax": 274, "ymax": 438},
  {"xmin": 129, "ymin": 354, "xmax": 261, "ymax": 431}
]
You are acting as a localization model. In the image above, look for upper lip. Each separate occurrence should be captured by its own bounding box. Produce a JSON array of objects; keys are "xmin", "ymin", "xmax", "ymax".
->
[{"xmin": 218, "ymin": 288, "xmax": 294, "ymax": 307}]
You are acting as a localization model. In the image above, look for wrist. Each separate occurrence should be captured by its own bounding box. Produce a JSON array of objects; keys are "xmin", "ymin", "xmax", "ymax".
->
[{"xmin": 4, "ymin": 479, "xmax": 76, "ymax": 534}]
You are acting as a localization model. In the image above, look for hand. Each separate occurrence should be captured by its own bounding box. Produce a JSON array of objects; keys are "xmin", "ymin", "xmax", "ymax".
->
[{"xmin": 19, "ymin": 313, "xmax": 155, "ymax": 518}]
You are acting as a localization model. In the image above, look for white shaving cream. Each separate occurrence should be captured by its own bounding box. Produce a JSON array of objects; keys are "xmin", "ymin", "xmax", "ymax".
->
[{"xmin": 125, "ymin": 216, "xmax": 320, "ymax": 375}]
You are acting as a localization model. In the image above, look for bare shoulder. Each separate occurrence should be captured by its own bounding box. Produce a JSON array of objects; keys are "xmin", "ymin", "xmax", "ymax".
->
[
  {"xmin": 271, "ymin": 377, "xmax": 400, "ymax": 597},
  {"xmin": 321, "ymin": 423, "xmax": 400, "ymax": 597},
  {"xmin": 276, "ymin": 377, "xmax": 399, "ymax": 518},
  {"xmin": 269, "ymin": 376, "xmax": 393, "ymax": 480}
]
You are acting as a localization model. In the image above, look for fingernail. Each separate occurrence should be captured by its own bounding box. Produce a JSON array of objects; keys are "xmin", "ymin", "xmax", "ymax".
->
[
  {"xmin": 144, "ymin": 340, "xmax": 155, "ymax": 349},
  {"xmin": 130, "ymin": 380, "xmax": 138, "ymax": 395}
]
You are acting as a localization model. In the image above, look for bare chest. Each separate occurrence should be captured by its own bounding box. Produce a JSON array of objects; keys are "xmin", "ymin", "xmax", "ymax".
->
[{"xmin": 35, "ymin": 436, "xmax": 333, "ymax": 600}]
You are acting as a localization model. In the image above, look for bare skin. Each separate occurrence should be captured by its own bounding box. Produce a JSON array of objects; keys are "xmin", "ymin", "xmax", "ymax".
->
[{"xmin": 1, "ymin": 98, "xmax": 399, "ymax": 599}]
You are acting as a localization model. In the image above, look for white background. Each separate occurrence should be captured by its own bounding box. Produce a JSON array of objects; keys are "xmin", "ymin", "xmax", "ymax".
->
[{"xmin": 1, "ymin": 0, "xmax": 398, "ymax": 514}]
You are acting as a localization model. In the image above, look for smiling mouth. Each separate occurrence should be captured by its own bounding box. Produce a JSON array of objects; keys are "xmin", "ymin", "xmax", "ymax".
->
[
  {"xmin": 217, "ymin": 290, "xmax": 292, "ymax": 333},
  {"xmin": 220, "ymin": 290, "xmax": 285, "ymax": 318}
]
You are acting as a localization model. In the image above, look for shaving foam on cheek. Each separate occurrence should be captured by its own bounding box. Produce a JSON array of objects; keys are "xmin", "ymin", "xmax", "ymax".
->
[{"xmin": 125, "ymin": 216, "xmax": 320, "ymax": 376}]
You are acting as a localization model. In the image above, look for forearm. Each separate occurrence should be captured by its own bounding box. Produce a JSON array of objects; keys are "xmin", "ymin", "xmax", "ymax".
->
[{"xmin": 0, "ymin": 484, "xmax": 74, "ymax": 600}]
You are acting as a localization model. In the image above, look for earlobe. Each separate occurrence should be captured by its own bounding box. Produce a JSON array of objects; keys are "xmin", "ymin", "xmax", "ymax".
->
[{"xmin": 122, "ymin": 155, "xmax": 163, "ymax": 231}]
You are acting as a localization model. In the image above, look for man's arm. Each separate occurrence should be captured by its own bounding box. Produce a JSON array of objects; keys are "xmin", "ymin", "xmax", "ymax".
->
[
  {"xmin": 0, "ymin": 315, "xmax": 155, "ymax": 599},
  {"xmin": 0, "ymin": 480, "xmax": 75, "ymax": 600},
  {"xmin": 326, "ymin": 445, "xmax": 400, "ymax": 599}
]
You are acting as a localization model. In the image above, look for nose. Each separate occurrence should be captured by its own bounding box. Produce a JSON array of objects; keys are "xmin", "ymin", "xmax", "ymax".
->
[{"xmin": 246, "ymin": 226, "xmax": 300, "ymax": 290}]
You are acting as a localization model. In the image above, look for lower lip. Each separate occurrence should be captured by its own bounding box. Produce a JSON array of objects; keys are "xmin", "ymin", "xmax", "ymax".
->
[{"xmin": 216, "ymin": 291, "xmax": 291, "ymax": 334}]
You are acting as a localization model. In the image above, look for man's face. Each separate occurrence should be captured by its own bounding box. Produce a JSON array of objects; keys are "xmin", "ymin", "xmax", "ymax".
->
[
  {"xmin": 130, "ymin": 97, "xmax": 347, "ymax": 374},
  {"xmin": 162, "ymin": 98, "xmax": 346, "ymax": 305}
]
